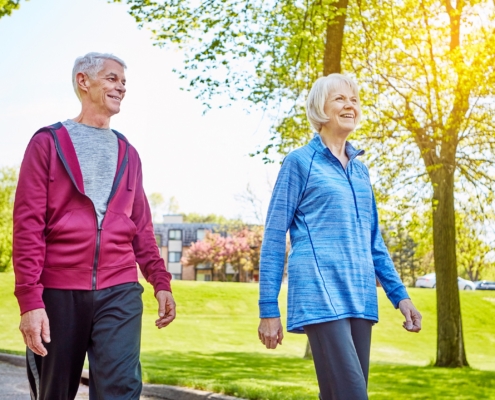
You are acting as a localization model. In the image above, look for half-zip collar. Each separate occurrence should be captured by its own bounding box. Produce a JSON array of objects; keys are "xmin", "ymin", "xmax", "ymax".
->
[{"xmin": 309, "ymin": 132, "xmax": 364, "ymax": 166}]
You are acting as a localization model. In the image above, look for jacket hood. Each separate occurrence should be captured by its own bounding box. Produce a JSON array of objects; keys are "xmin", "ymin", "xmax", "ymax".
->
[{"xmin": 35, "ymin": 122, "xmax": 130, "ymax": 195}]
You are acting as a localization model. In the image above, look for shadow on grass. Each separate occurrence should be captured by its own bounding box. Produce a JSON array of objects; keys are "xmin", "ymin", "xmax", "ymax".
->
[
  {"xmin": 141, "ymin": 351, "xmax": 495, "ymax": 400},
  {"xmin": 141, "ymin": 351, "xmax": 317, "ymax": 400}
]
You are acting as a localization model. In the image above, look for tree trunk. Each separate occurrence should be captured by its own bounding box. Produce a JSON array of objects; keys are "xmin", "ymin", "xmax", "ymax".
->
[
  {"xmin": 323, "ymin": 0, "xmax": 349, "ymax": 75},
  {"xmin": 432, "ymin": 167, "xmax": 469, "ymax": 367}
]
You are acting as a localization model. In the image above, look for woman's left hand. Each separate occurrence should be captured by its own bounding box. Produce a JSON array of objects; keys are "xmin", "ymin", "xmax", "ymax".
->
[{"xmin": 398, "ymin": 299, "xmax": 422, "ymax": 333}]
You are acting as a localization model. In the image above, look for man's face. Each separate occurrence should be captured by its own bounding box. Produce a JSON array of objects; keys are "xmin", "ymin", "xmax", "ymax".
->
[{"xmin": 85, "ymin": 59, "xmax": 126, "ymax": 117}]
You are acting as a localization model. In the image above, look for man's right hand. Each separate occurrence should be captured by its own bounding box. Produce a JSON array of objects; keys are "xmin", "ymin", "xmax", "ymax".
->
[{"xmin": 19, "ymin": 309, "xmax": 51, "ymax": 357}]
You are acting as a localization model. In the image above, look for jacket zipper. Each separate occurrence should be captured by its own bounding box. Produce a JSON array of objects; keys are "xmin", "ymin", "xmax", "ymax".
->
[
  {"xmin": 50, "ymin": 128, "xmax": 129, "ymax": 290},
  {"xmin": 345, "ymin": 165, "xmax": 360, "ymax": 220},
  {"xmin": 92, "ymin": 216, "xmax": 102, "ymax": 290},
  {"xmin": 336, "ymin": 159, "xmax": 360, "ymax": 220}
]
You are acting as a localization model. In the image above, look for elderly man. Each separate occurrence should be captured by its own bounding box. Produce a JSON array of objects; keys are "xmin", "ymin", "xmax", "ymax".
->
[{"xmin": 13, "ymin": 52, "xmax": 176, "ymax": 400}]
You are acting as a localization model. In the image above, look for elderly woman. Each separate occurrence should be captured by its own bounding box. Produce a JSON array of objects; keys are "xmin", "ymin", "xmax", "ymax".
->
[{"xmin": 258, "ymin": 74, "xmax": 422, "ymax": 400}]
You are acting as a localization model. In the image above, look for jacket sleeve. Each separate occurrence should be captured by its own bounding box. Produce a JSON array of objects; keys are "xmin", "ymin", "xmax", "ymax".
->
[
  {"xmin": 130, "ymin": 155, "xmax": 172, "ymax": 294},
  {"xmin": 13, "ymin": 138, "xmax": 49, "ymax": 314},
  {"xmin": 370, "ymin": 189, "xmax": 409, "ymax": 308},
  {"xmin": 259, "ymin": 154, "xmax": 307, "ymax": 318}
]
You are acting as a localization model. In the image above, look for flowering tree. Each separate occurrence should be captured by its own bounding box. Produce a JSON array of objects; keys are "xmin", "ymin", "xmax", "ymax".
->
[{"xmin": 181, "ymin": 227, "xmax": 263, "ymax": 281}]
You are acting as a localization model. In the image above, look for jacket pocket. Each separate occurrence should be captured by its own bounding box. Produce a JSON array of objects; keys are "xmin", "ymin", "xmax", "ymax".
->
[
  {"xmin": 45, "ymin": 207, "xmax": 96, "ymax": 269},
  {"xmin": 99, "ymin": 210, "xmax": 137, "ymax": 268},
  {"xmin": 45, "ymin": 211, "xmax": 73, "ymax": 242},
  {"xmin": 104, "ymin": 210, "xmax": 137, "ymax": 244}
]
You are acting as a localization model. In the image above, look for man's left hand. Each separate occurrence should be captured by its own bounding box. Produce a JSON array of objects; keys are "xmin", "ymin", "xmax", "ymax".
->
[
  {"xmin": 155, "ymin": 290, "xmax": 176, "ymax": 329},
  {"xmin": 399, "ymin": 298, "xmax": 422, "ymax": 333}
]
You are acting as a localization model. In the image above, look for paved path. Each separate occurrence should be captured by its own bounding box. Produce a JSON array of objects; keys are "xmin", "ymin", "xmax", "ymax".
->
[
  {"xmin": 0, "ymin": 355, "xmax": 242, "ymax": 400},
  {"xmin": 0, "ymin": 361, "xmax": 91, "ymax": 399},
  {"xmin": 0, "ymin": 362, "xmax": 161, "ymax": 400}
]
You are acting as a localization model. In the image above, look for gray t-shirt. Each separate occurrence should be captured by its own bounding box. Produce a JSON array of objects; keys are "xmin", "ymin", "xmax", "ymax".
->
[{"xmin": 62, "ymin": 119, "xmax": 118, "ymax": 227}]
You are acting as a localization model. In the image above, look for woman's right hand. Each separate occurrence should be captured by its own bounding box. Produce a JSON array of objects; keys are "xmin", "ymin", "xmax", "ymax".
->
[{"xmin": 258, "ymin": 317, "xmax": 284, "ymax": 349}]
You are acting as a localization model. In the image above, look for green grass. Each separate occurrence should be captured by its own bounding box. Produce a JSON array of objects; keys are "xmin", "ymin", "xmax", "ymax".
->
[{"xmin": 1, "ymin": 272, "xmax": 495, "ymax": 399}]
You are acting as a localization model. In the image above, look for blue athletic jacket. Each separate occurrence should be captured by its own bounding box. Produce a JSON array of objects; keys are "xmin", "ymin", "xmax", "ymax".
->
[{"xmin": 259, "ymin": 133, "xmax": 409, "ymax": 333}]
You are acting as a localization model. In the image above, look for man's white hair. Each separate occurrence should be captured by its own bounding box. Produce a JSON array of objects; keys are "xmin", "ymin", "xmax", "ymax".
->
[
  {"xmin": 72, "ymin": 52, "xmax": 127, "ymax": 101},
  {"xmin": 306, "ymin": 73, "xmax": 361, "ymax": 132}
]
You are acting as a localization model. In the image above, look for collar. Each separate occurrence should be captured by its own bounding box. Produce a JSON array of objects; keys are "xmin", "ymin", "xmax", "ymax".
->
[{"xmin": 308, "ymin": 132, "xmax": 364, "ymax": 162}]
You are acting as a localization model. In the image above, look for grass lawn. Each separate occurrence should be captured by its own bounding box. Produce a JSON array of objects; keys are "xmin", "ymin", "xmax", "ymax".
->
[{"xmin": 1, "ymin": 271, "xmax": 495, "ymax": 399}]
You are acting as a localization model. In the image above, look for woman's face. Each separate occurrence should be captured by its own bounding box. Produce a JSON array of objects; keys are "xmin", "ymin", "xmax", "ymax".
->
[{"xmin": 322, "ymin": 85, "xmax": 360, "ymax": 135}]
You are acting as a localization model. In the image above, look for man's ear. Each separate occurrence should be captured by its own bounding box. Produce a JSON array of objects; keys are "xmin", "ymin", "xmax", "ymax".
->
[{"xmin": 76, "ymin": 72, "xmax": 90, "ymax": 95}]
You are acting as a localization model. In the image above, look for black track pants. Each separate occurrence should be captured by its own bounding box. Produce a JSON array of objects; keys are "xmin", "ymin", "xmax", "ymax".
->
[
  {"xmin": 26, "ymin": 282, "xmax": 144, "ymax": 400},
  {"xmin": 304, "ymin": 318, "xmax": 373, "ymax": 400}
]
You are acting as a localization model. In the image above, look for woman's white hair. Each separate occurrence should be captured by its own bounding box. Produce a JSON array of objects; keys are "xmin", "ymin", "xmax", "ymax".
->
[
  {"xmin": 306, "ymin": 73, "xmax": 361, "ymax": 132},
  {"xmin": 72, "ymin": 52, "xmax": 127, "ymax": 101}
]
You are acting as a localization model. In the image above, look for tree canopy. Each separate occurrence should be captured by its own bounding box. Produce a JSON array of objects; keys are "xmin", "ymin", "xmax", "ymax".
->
[
  {"xmin": 348, "ymin": 0, "xmax": 495, "ymax": 367},
  {"xmin": 0, "ymin": 0, "xmax": 22, "ymax": 18},
  {"xmin": 116, "ymin": 0, "xmax": 495, "ymax": 367}
]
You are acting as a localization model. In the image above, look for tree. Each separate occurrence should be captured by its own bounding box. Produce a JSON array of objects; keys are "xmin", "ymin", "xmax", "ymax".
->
[
  {"xmin": 347, "ymin": 0, "xmax": 495, "ymax": 367},
  {"xmin": 383, "ymin": 227, "xmax": 419, "ymax": 287},
  {"xmin": 182, "ymin": 212, "xmax": 243, "ymax": 226},
  {"xmin": 230, "ymin": 225, "xmax": 264, "ymax": 281},
  {"xmin": 182, "ymin": 231, "xmax": 230, "ymax": 280},
  {"xmin": 166, "ymin": 196, "xmax": 180, "ymax": 214},
  {"xmin": 114, "ymin": 0, "xmax": 351, "ymax": 360},
  {"xmin": 112, "ymin": 0, "xmax": 349, "ymax": 157},
  {"xmin": 235, "ymin": 184, "xmax": 265, "ymax": 225},
  {"xmin": 0, "ymin": 167, "xmax": 17, "ymax": 272},
  {"xmin": 115, "ymin": 0, "xmax": 495, "ymax": 367},
  {"xmin": 148, "ymin": 192, "xmax": 165, "ymax": 222},
  {"xmin": 181, "ymin": 227, "xmax": 263, "ymax": 281},
  {"xmin": 456, "ymin": 209, "xmax": 495, "ymax": 282},
  {"xmin": 0, "ymin": 0, "xmax": 21, "ymax": 18},
  {"xmin": 381, "ymin": 201, "xmax": 495, "ymax": 284},
  {"xmin": 380, "ymin": 204, "xmax": 434, "ymax": 286}
]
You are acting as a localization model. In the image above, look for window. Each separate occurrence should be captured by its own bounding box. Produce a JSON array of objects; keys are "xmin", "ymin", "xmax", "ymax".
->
[
  {"xmin": 169, "ymin": 229, "xmax": 182, "ymax": 240},
  {"xmin": 196, "ymin": 228, "xmax": 206, "ymax": 241},
  {"xmin": 172, "ymin": 273, "xmax": 182, "ymax": 280},
  {"xmin": 168, "ymin": 252, "xmax": 182, "ymax": 263}
]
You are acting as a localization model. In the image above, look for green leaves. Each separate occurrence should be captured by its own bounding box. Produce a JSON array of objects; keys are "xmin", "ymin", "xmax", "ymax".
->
[
  {"xmin": 0, "ymin": 167, "xmax": 17, "ymax": 272},
  {"xmin": 115, "ymin": 0, "xmax": 495, "ymax": 276},
  {"xmin": 0, "ymin": 0, "xmax": 21, "ymax": 19}
]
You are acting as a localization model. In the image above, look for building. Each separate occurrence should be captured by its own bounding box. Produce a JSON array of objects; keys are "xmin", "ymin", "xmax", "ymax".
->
[
  {"xmin": 153, "ymin": 214, "xmax": 264, "ymax": 282},
  {"xmin": 153, "ymin": 214, "xmax": 220, "ymax": 281}
]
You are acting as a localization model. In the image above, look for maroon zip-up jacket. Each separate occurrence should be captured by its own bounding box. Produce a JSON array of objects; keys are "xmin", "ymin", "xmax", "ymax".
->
[{"xmin": 13, "ymin": 122, "xmax": 172, "ymax": 315}]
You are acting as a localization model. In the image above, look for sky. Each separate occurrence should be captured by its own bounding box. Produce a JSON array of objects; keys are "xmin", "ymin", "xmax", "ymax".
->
[{"xmin": 0, "ymin": 0, "xmax": 282, "ymax": 223}]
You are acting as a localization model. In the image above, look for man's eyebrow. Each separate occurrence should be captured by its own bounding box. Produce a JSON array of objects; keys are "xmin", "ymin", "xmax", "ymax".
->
[{"xmin": 104, "ymin": 72, "xmax": 126, "ymax": 83}]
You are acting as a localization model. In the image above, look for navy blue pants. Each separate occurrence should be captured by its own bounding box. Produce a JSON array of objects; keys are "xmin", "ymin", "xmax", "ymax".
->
[
  {"xmin": 304, "ymin": 318, "xmax": 373, "ymax": 400},
  {"xmin": 26, "ymin": 282, "xmax": 144, "ymax": 400}
]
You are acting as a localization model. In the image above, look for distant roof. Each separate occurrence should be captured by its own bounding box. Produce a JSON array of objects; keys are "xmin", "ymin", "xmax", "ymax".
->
[{"xmin": 153, "ymin": 222, "xmax": 222, "ymax": 246}]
